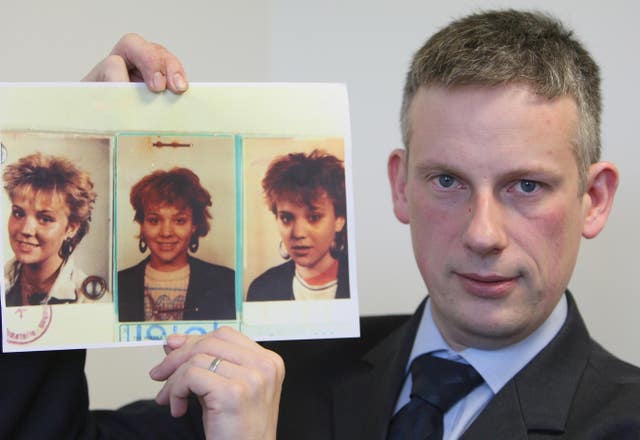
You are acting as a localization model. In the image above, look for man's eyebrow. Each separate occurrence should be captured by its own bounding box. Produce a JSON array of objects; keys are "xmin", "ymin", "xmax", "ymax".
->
[
  {"xmin": 413, "ymin": 160, "xmax": 561, "ymax": 176},
  {"xmin": 412, "ymin": 161, "xmax": 461, "ymax": 176},
  {"xmin": 500, "ymin": 166, "xmax": 559, "ymax": 178}
]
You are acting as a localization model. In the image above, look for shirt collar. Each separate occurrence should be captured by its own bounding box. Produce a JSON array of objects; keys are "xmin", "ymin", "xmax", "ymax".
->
[
  {"xmin": 408, "ymin": 294, "xmax": 568, "ymax": 394},
  {"xmin": 48, "ymin": 257, "xmax": 80, "ymax": 301},
  {"xmin": 7, "ymin": 258, "xmax": 81, "ymax": 302}
]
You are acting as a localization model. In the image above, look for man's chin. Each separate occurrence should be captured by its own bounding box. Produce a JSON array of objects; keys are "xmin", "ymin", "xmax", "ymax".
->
[
  {"xmin": 455, "ymin": 316, "xmax": 538, "ymax": 350},
  {"xmin": 434, "ymin": 303, "xmax": 535, "ymax": 349}
]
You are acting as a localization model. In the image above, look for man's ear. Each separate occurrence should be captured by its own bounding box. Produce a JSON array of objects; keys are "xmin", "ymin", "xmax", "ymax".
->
[
  {"xmin": 582, "ymin": 161, "xmax": 619, "ymax": 239},
  {"xmin": 388, "ymin": 148, "xmax": 410, "ymax": 224}
]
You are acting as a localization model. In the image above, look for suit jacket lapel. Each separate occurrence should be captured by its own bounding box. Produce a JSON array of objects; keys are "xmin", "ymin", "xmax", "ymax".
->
[
  {"xmin": 462, "ymin": 292, "xmax": 591, "ymax": 439},
  {"xmin": 128, "ymin": 258, "xmax": 148, "ymax": 321},
  {"xmin": 460, "ymin": 380, "xmax": 529, "ymax": 439},
  {"xmin": 332, "ymin": 301, "xmax": 426, "ymax": 440}
]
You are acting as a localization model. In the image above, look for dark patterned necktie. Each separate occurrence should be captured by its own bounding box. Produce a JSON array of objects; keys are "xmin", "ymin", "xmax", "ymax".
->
[{"xmin": 387, "ymin": 354, "xmax": 483, "ymax": 440}]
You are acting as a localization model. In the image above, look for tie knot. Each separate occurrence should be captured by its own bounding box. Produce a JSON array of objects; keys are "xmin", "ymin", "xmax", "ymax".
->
[{"xmin": 410, "ymin": 354, "xmax": 483, "ymax": 413}]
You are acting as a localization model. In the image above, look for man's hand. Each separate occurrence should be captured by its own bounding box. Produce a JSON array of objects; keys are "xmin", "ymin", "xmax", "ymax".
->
[
  {"xmin": 150, "ymin": 327, "xmax": 284, "ymax": 440},
  {"xmin": 83, "ymin": 33, "xmax": 188, "ymax": 93}
]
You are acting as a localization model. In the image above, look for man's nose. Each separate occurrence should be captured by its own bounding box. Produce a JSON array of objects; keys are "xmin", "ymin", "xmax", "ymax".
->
[{"xmin": 462, "ymin": 191, "xmax": 508, "ymax": 256}]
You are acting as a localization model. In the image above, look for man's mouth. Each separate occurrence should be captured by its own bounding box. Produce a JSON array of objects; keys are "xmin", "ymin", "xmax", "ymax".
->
[{"xmin": 456, "ymin": 272, "xmax": 519, "ymax": 298}]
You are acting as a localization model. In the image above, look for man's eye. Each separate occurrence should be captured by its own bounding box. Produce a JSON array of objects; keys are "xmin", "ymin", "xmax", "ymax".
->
[
  {"xmin": 518, "ymin": 180, "xmax": 538, "ymax": 193},
  {"xmin": 11, "ymin": 207, "xmax": 24, "ymax": 218},
  {"xmin": 436, "ymin": 174, "xmax": 456, "ymax": 188}
]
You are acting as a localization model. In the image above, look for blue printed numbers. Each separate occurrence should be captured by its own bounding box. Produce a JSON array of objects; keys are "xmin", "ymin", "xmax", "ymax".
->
[{"xmin": 119, "ymin": 322, "xmax": 220, "ymax": 342}]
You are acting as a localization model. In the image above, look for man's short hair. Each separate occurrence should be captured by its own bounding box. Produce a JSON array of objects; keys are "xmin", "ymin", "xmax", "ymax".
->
[{"xmin": 401, "ymin": 9, "xmax": 600, "ymax": 191}]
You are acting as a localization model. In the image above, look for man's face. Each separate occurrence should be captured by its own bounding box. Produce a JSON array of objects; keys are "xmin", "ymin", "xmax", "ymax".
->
[{"xmin": 389, "ymin": 84, "xmax": 605, "ymax": 350}]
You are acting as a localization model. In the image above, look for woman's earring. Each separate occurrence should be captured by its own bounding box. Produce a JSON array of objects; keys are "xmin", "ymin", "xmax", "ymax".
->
[
  {"xmin": 329, "ymin": 235, "xmax": 345, "ymax": 258},
  {"xmin": 279, "ymin": 240, "xmax": 290, "ymax": 260},
  {"xmin": 138, "ymin": 237, "xmax": 148, "ymax": 253},
  {"xmin": 58, "ymin": 237, "xmax": 75, "ymax": 260},
  {"xmin": 189, "ymin": 237, "xmax": 199, "ymax": 253}
]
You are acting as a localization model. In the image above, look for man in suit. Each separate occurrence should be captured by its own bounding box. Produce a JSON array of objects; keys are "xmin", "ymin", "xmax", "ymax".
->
[
  {"xmin": 158, "ymin": 9, "xmax": 640, "ymax": 439},
  {"xmin": 246, "ymin": 9, "xmax": 640, "ymax": 439}
]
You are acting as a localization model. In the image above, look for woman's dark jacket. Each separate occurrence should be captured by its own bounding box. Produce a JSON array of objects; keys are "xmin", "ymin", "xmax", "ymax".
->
[
  {"xmin": 246, "ymin": 253, "xmax": 349, "ymax": 301},
  {"xmin": 117, "ymin": 256, "xmax": 236, "ymax": 321}
]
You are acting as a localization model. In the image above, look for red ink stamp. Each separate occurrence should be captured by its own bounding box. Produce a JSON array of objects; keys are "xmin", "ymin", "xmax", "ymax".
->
[{"xmin": 7, "ymin": 305, "xmax": 52, "ymax": 345}]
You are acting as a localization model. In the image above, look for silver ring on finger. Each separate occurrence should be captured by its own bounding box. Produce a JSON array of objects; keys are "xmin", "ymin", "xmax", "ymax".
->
[{"xmin": 208, "ymin": 357, "xmax": 222, "ymax": 374}]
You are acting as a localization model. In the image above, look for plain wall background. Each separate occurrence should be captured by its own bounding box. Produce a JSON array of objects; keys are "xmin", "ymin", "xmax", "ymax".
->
[{"xmin": 1, "ymin": 0, "xmax": 638, "ymax": 409}]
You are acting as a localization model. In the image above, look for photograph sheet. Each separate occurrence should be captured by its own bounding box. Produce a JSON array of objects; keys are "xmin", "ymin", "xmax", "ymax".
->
[{"xmin": 0, "ymin": 83, "xmax": 359, "ymax": 351}]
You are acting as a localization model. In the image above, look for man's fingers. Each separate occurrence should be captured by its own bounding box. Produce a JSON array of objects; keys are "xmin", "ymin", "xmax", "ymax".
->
[
  {"xmin": 82, "ymin": 55, "xmax": 129, "ymax": 82},
  {"xmin": 110, "ymin": 34, "xmax": 160, "ymax": 75},
  {"xmin": 150, "ymin": 327, "xmax": 251, "ymax": 379},
  {"xmin": 164, "ymin": 333, "xmax": 188, "ymax": 354},
  {"xmin": 155, "ymin": 352, "xmax": 275, "ymax": 417},
  {"xmin": 83, "ymin": 33, "xmax": 188, "ymax": 94},
  {"xmin": 110, "ymin": 33, "xmax": 188, "ymax": 93},
  {"xmin": 164, "ymin": 57, "xmax": 189, "ymax": 94},
  {"xmin": 151, "ymin": 329, "xmax": 284, "ymax": 439},
  {"xmin": 150, "ymin": 328, "xmax": 284, "ymax": 396},
  {"xmin": 155, "ymin": 354, "xmax": 231, "ymax": 416},
  {"xmin": 150, "ymin": 332, "xmax": 257, "ymax": 381}
]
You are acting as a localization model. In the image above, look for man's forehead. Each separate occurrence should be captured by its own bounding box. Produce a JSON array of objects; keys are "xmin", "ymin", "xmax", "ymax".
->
[
  {"xmin": 407, "ymin": 83, "xmax": 579, "ymax": 140},
  {"xmin": 405, "ymin": 83, "xmax": 581, "ymax": 177}
]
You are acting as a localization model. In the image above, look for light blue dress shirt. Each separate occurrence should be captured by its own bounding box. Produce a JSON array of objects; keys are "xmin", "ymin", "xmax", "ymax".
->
[{"xmin": 393, "ymin": 294, "xmax": 568, "ymax": 440}]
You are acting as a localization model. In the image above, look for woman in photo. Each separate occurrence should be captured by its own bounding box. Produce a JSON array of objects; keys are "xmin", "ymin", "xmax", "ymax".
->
[
  {"xmin": 118, "ymin": 167, "xmax": 236, "ymax": 321},
  {"xmin": 3, "ymin": 152, "xmax": 109, "ymax": 306},
  {"xmin": 247, "ymin": 149, "xmax": 349, "ymax": 301}
]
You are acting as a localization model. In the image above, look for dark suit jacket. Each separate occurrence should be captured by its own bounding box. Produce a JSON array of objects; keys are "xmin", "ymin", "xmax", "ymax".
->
[
  {"xmin": 2, "ymin": 292, "xmax": 639, "ymax": 439},
  {"xmin": 0, "ymin": 348, "xmax": 207, "ymax": 439},
  {"xmin": 246, "ymin": 253, "xmax": 350, "ymax": 301},
  {"xmin": 261, "ymin": 292, "xmax": 640, "ymax": 439},
  {"xmin": 118, "ymin": 256, "xmax": 236, "ymax": 321}
]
